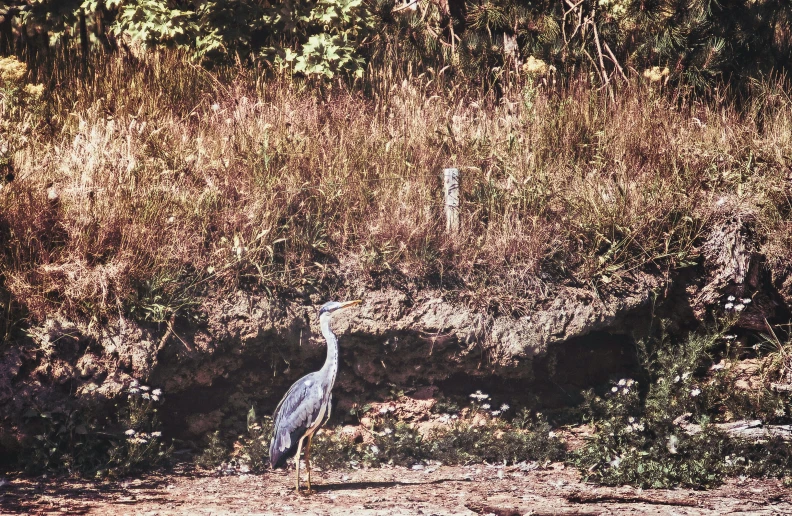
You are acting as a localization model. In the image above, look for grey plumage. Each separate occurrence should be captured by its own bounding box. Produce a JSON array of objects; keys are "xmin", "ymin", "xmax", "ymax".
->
[
  {"xmin": 269, "ymin": 371, "xmax": 329, "ymax": 468},
  {"xmin": 268, "ymin": 299, "xmax": 360, "ymax": 493}
]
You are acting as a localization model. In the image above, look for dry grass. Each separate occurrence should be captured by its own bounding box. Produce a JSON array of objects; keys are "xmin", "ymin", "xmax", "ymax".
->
[{"xmin": 1, "ymin": 52, "xmax": 791, "ymax": 328}]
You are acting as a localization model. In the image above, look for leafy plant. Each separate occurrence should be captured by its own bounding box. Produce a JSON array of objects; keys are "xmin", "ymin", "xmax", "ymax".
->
[
  {"xmin": 195, "ymin": 431, "xmax": 230, "ymax": 470},
  {"xmin": 574, "ymin": 326, "xmax": 792, "ymax": 488},
  {"xmin": 235, "ymin": 406, "xmax": 274, "ymax": 472},
  {"xmin": 309, "ymin": 411, "xmax": 564, "ymax": 469},
  {"xmin": 20, "ymin": 380, "xmax": 170, "ymax": 477},
  {"xmin": 428, "ymin": 413, "xmax": 565, "ymax": 466}
]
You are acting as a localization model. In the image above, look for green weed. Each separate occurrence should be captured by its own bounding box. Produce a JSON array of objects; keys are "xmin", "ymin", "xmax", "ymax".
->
[
  {"xmin": 574, "ymin": 325, "xmax": 792, "ymax": 488},
  {"xmin": 310, "ymin": 412, "xmax": 565, "ymax": 469},
  {"xmin": 20, "ymin": 380, "xmax": 170, "ymax": 478}
]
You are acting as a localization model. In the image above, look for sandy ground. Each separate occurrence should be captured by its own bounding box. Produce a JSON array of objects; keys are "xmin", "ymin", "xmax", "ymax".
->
[{"xmin": 2, "ymin": 463, "xmax": 791, "ymax": 516}]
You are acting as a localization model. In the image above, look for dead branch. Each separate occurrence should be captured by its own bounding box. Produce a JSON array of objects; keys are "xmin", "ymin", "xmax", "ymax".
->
[
  {"xmin": 590, "ymin": 15, "xmax": 614, "ymax": 101},
  {"xmin": 603, "ymin": 41, "xmax": 627, "ymax": 81}
]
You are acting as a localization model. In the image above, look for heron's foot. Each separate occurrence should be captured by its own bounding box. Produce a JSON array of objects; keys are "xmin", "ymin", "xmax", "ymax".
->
[{"xmin": 298, "ymin": 488, "xmax": 316, "ymax": 496}]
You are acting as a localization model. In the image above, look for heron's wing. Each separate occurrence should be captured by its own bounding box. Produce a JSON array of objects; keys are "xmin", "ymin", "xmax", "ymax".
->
[{"xmin": 269, "ymin": 372, "xmax": 326, "ymax": 469}]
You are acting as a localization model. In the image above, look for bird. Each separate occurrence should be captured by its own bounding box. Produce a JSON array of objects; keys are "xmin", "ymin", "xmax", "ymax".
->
[{"xmin": 269, "ymin": 299, "xmax": 362, "ymax": 494}]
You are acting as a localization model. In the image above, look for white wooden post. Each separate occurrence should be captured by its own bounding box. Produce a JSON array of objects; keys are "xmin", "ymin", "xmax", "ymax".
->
[{"xmin": 443, "ymin": 168, "xmax": 460, "ymax": 234}]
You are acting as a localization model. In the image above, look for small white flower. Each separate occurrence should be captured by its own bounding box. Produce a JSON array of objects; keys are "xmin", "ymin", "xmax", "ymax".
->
[
  {"xmin": 370, "ymin": 445, "xmax": 380, "ymax": 455},
  {"xmin": 742, "ymin": 298, "xmax": 751, "ymax": 304},
  {"xmin": 388, "ymin": 406, "xmax": 395, "ymax": 412},
  {"xmin": 151, "ymin": 431, "xmax": 162, "ymax": 438},
  {"xmin": 628, "ymin": 417, "xmax": 635, "ymax": 423},
  {"xmin": 611, "ymin": 386, "xmax": 618, "ymax": 392},
  {"xmin": 211, "ymin": 103, "xmax": 220, "ymax": 112},
  {"xmin": 128, "ymin": 388, "xmax": 140, "ymax": 394},
  {"xmin": 609, "ymin": 456, "xmax": 622, "ymax": 468},
  {"xmin": 667, "ymin": 435, "xmax": 679, "ymax": 454},
  {"xmin": 618, "ymin": 379, "xmax": 626, "ymax": 386},
  {"xmin": 673, "ymin": 375, "xmax": 681, "ymax": 383},
  {"xmin": 500, "ymin": 404, "xmax": 510, "ymax": 411},
  {"xmin": 151, "ymin": 395, "xmax": 160, "ymax": 402},
  {"xmin": 723, "ymin": 335, "xmax": 736, "ymax": 340},
  {"xmin": 725, "ymin": 303, "xmax": 734, "ymax": 309},
  {"xmin": 682, "ymin": 372, "xmax": 690, "ymax": 380},
  {"xmin": 379, "ymin": 407, "xmax": 389, "ymax": 414},
  {"xmin": 626, "ymin": 379, "xmax": 635, "ymax": 386},
  {"xmin": 710, "ymin": 362, "xmax": 725, "ymax": 371},
  {"xmin": 491, "ymin": 410, "xmax": 501, "ymax": 417},
  {"xmin": 451, "ymin": 415, "xmax": 458, "ymax": 419},
  {"xmin": 481, "ymin": 404, "xmax": 491, "ymax": 410},
  {"xmin": 152, "ymin": 389, "xmax": 162, "ymax": 396},
  {"xmin": 125, "ymin": 429, "xmax": 136, "ymax": 436},
  {"xmin": 384, "ymin": 428, "xmax": 393, "ymax": 435},
  {"xmin": 691, "ymin": 388, "xmax": 701, "ymax": 397},
  {"xmin": 130, "ymin": 380, "xmax": 139, "ymax": 387},
  {"xmin": 727, "ymin": 295, "xmax": 735, "ymax": 301},
  {"xmin": 140, "ymin": 386, "xmax": 150, "ymax": 392},
  {"xmin": 142, "ymin": 393, "xmax": 150, "ymax": 400},
  {"xmin": 548, "ymin": 431, "xmax": 556, "ymax": 438},
  {"xmin": 734, "ymin": 304, "xmax": 745, "ymax": 312}
]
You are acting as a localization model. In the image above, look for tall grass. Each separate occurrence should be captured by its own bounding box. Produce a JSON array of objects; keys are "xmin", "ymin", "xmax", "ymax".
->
[{"xmin": 1, "ymin": 52, "xmax": 791, "ymax": 328}]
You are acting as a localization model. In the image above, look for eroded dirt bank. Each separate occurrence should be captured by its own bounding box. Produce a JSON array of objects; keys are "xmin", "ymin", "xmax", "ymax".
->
[
  {"xmin": 1, "ymin": 270, "xmax": 683, "ymax": 449},
  {"xmin": 3, "ymin": 464, "xmax": 790, "ymax": 515}
]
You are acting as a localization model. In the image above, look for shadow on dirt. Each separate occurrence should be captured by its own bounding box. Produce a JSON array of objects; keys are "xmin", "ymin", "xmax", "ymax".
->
[
  {"xmin": 314, "ymin": 477, "xmax": 472, "ymax": 492},
  {"xmin": 0, "ymin": 476, "xmax": 168, "ymax": 514}
]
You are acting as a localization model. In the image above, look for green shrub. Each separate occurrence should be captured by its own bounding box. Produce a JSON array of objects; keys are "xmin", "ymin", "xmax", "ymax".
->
[
  {"xmin": 21, "ymin": 380, "xmax": 170, "ymax": 477},
  {"xmin": 236, "ymin": 408, "xmax": 274, "ymax": 472},
  {"xmin": 195, "ymin": 431, "xmax": 229, "ymax": 470},
  {"xmin": 574, "ymin": 325, "xmax": 792, "ymax": 488},
  {"xmin": 428, "ymin": 416, "xmax": 565, "ymax": 466},
  {"xmin": 310, "ymin": 412, "xmax": 565, "ymax": 469}
]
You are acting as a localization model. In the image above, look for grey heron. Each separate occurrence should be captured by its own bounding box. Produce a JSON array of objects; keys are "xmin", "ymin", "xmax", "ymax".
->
[{"xmin": 269, "ymin": 299, "xmax": 362, "ymax": 494}]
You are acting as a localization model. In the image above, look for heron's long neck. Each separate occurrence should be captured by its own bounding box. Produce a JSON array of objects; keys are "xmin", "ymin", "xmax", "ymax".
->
[{"xmin": 319, "ymin": 314, "xmax": 339, "ymax": 387}]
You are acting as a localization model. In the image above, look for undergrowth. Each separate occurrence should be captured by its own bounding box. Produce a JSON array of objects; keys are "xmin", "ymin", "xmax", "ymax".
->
[
  {"xmin": 574, "ymin": 323, "xmax": 792, "ymax": 489},
  {"xmin": 211, "ymin": 405, "xmax": 565, "ymax": 473},
  {"xmin": 20, "ymin": 380, "xmax": 171, "ymax": 478}
]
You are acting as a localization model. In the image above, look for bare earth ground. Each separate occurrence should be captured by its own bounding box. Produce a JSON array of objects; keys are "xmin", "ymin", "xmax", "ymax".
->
[{"xmin": 2, "ymin": 464, "xmax": 790, "ymax": 515}]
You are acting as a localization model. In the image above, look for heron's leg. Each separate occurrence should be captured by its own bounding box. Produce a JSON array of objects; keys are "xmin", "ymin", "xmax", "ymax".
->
[
  {"xmin": 305, "ymin": 435, "xmax": 313, "ymax": 493},
  {"xmin": 294, "ymin": 436, "xmax": 306, "ymax": 493}
]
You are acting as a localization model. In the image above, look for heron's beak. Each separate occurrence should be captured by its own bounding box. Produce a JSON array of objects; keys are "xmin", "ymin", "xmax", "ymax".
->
[{"xmin": 338, "ymin": 299, "xmax": 362, "ymax": 310}]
